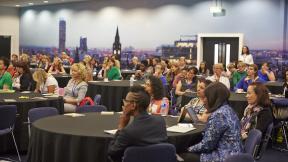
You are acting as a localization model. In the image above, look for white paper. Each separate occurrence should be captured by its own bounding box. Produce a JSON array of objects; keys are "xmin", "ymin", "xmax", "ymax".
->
[
  {"xmin": 101, "ymin": 111, "xmax": 114, "ymax": 115},
  {"xmin": 3, "ymin": 99, "xmax": 17, "ymax": 102},
  {"xmin": 104, "ymin": 129, "xmax": 118, "ymax": 135},
  {"xmin": 167, "ymin": 125, "xmax": 196, "ymax": 133},
  {"xmin": 64, "ymin": 113, "xmax": 85, "ymax": 117}
]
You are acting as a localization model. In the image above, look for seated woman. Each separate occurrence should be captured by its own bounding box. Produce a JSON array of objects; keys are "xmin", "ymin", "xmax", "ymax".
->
[
  {"xmin": 13, "ymin": 62, "xmax": 35, "ymax": 91},
  {"xmin": 106, "ymin": 58, "xmax": 121, "ymax": 80},
  {"xmin": 144, "ymin": 76, "xmax": 169, "ymax": 115},
  {"xmin": 48, "ymin": 57, "xmax": 66, "ymax": 74},
  {"xmin": 180, "ymin": 82, "xmax": 242, "ymax": 162},
  {"xmin": 198, "ymin": 61, "xmax": 210, "ymax": 77},
  {"xmin": 33, "ymin": 69, "xmax": 59, "ymax": 94},
  {"xmin": 181, "ymin": 78, "xmax": 212, "ymax": 116},
  {"xmin": 64, "ymin": 63, "xmax": 88, "ymax": 113},
  {"xmin": 236, "ymin": 64, "xmax": 264, "ymax": 92},
  {"xmin": 240, "ymin": 82, "xmax": 273, "ymax": 140},
  {"xmin": 153, "ymin": 63, "xmax": 168, "ymax": 87},
  {"xmin": 37, "ymin": 55, "xmax": 50, "ymax": 72},
  {"xmin": 257, "ymin": 62, "xmax": 276, "ymax": 82}
]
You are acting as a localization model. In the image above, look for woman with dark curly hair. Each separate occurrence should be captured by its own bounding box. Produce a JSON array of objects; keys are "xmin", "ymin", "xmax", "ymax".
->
[{"xmin": 144, "ymin": 76, "xmax": 169, "ymax": 115}]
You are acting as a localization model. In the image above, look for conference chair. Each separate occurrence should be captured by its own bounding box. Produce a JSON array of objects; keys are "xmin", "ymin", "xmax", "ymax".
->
[
  {"xmin": 75, "ymin": 105, "xmax": 107, "ymax": 113},
  {"xmin": 244, "ymin": 129, "xmax": 262, "ymax": 158},
  {"xmin": 123, "ymin": 143, "xmax": 177, "ymax": 162},
  {"xmin": 224, "ymin": 153, "xmax": 254, "ymax": 162},
  {"xmin": 94, "ymin": 94, "xmax": 102, "ymax": 105},
  {"xmin": 27, "ymin": 107, "xmax": 59, "ymax": 136},
  {"xmin": 256, "ymin": 122, "xmax": 274, "ymax": 160},
  {"xmin": 0, "ymin": 105, "xmax": 21, "ymax": 162}
]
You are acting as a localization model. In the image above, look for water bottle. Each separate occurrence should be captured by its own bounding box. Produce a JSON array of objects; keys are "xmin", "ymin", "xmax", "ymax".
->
[
  {"xmin": 160, "ymin": 99, "xmax": 166, "ymax": 115},
  {"xmin": 130, "ymin": 75, "xmax": 135, "ymax": 87}
]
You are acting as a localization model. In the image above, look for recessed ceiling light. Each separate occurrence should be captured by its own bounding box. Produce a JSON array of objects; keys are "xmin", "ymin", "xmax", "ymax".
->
[
  {"xmin": 15, "ymin": 5, "xmax": 20, "ymax": 7},
  {"xmin": 28, "ymin": 3, "xmax": 34, "ymax": 5},
  {"xmin": 43, "ymin": 1, "xmax": 49, "ymax": 3}
]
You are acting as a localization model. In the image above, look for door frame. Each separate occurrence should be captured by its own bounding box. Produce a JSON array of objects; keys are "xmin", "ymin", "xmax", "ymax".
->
[
  {"xmin": 0, "ymin": 34, "xmax": 15, "ymax": 59},
  {"xmin": 197, "ymin": 33, "xmax": 244, "ymax": 67}
]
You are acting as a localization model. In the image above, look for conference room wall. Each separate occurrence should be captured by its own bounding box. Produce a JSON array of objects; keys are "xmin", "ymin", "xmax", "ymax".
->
[{"xmin": 0, "ymin": 7, "xmax": 19, "ymax": 56}]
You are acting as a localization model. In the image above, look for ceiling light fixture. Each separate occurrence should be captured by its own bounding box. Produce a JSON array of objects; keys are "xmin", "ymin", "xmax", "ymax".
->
[
  {"xmin": 28, "ymin": 2, "xmax": 34, "ymax": 5},
  {"xmin": 210, "ymin": 0, "xmax": 226, "ymax": 16},
  {"xmin": 43, "ymin": 1, "xmax": 49, "ymax": 3},
  {"xmin": 15, "ymin": 5, "xmax": 20, "ymax": 7}
]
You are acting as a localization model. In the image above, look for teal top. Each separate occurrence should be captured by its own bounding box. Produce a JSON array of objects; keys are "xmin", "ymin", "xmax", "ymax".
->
[
  {"xmin": 107, "ymin": 67, "xmax": 121, "ymax": 80},
  {"xmin": 0, "ymin": 72, "xmax": 12, "ymax": 90}
]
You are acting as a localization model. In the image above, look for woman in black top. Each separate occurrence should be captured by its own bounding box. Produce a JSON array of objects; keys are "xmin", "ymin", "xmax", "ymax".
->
[{"xmin": 14, "ymin": 61, "xmax": 35, "ymax": 91}]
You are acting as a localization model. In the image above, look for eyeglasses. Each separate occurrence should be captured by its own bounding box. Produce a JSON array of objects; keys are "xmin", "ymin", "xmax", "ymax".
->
[{"xmin": 123, "ymin": 99, "xmax": 135, "ymax": 105}]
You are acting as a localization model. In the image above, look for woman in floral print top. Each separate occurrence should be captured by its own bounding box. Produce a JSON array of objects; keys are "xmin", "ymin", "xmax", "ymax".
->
[{"xmin": 181, "ymin": 82, "xmax": 243, "ymax": 162}]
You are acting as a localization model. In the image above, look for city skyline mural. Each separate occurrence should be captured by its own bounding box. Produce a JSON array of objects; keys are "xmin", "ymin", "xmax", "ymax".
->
[{"xmin": 19, "ymin": 0, "xmax": 288, "ymax": 77}]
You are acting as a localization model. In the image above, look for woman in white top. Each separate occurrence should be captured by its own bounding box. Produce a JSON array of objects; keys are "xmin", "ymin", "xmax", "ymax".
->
[
  {"xmin": 33, "ymin": 69, "xmax": 59, "ymax": 94},
  {"xmin": 239, "ymin": 46, "xmax": 254, "ymax": 65},
  {"xmin": 64, "ymin": 63, "xmax": 88, "ymax": 113}
]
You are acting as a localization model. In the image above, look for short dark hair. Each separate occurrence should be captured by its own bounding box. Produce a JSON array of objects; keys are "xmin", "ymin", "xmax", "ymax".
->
[
  {"xmin": 249, "ymin": 82, "xmax": 271, "ymax": 108},
  {"xmin": 198, "ymin": 77, "xmax": 212, "ymax": 87},
  {"xmin": 0, "ymin": 57, "xmax": 10, "ymax": 70},
  {"xmin": 129, "ymin": 85, "xmax": 151, "ymax": 112},
  {"xmin": 148, "ymin": 75, "xmax": 164, "ymax": 100},
  {"xmin": 189, "ymin": 66, "xmax": 198, "ymax": 75},
  {"xmin": 14, "ymin": 61, "xmax": 31, "ymax": 74},
  {"xmin": 204, "ymin": 82, "xmax": 230, "ymax": 113}
]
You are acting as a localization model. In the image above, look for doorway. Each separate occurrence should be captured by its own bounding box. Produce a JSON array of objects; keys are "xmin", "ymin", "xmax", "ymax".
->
[{"xmin": 0, "ymin": 36, "xmax": 11, "ymax": 59}]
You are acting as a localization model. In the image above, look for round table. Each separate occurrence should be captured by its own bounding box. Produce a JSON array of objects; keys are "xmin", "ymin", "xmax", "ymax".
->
[
  {"xmin": 182, "ymin": 92, "xmax": 247, "ymax": 119},
  {"xmin": 27, "ymin": 113, "xmax": 204, "ymax": 162},
  {"xmin": 0, "ymin": 92, "xmax": 64, "ymax": 153},
  {"xmin": 52, "ymin": 74, "xmax": 71, "ymax": 88},
  {"xmin": 87, "ymin": 80, "xmax": 144, "ymax": 111},
  {"xmin": 265, "ymin": 81, "xmax": 283, "ymax": 95}
]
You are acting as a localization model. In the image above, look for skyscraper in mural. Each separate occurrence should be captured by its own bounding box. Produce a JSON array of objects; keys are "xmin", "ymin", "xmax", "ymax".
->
[
  {"xmin": 59, "ymin": 19, "xmax": 66, "ymax": 53},
  {"xmin": 79, "ymin": 37, "xmax": 88, "ymax": 53},
  {"xmin": 113, "ymin": 26, "xmax": 121, "ymax": 59}
]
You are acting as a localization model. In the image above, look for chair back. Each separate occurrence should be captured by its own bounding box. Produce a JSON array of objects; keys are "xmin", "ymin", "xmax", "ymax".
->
[
  {"xmin": 123, "ymin": 143, "xmax": 177, "ymax": 162},
  {"xmin": 256, "ymin": 122, "xmax": 274, "ymax": 159},
  {"xmin": 28, "ymin": 107, "xmax": 59, "ymax": 123},
  {"xmin": 224, "ymin": 153, "xmax": 254, "ymax": 162},
  {"xmin": 244, "ymin": 129, "xmax": 262, "ymax": 157},
  {"xmin": 76, "ymin": 105, "xmax": 107, "ymax": 113},
  {"xmin": 94, "ymin": 94, "xmax": 102, "ymax": 105},
  {"xmin": 0, "ymin": 105, "xmax": 17, "ymax": 130}
]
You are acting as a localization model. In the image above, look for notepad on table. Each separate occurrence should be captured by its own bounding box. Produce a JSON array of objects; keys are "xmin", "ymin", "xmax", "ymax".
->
[
  {"xmin": 104, "ymin": 129, "xmax": 118, "ymax": 135},
  {"xmin": 3, "ymin": 99, "xmax": 17, "ymax": 102},
  {"xmin": 64, "ymin": 113, "xmax": 86, "ymax": 117},
  {"xmin": 167, "ymin": 124, "xmax": 196, "ymax": 133},
  {"xmin": 101, "ymin": 111, "xmax": 114, "ymax": 115}
]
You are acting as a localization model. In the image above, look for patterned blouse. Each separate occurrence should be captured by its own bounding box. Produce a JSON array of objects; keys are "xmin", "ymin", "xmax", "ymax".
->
[{"xmin": 188, "ymin": 104, "xmax": 243, "ymax": 162}]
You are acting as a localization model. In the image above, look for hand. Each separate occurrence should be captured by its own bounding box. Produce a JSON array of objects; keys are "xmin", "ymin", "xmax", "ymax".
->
[
  {"xmin": 118, "ymin": 113, "xmax": 130, "ymax": 130},
  {"xmin": 197, "ymin": 110, "xmax": 211, "ymax": 123},
  {"xmin": 236, "ymin": 89, "xmax": 244, "ymax": 93}
]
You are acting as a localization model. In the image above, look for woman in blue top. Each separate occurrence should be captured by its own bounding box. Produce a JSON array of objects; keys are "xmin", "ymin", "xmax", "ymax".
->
[
  {"xmin": 236, "ymin": 64, "xmax": 264, "ymax": 92},
  {"xmin": 181, "ymin": 82, "xmax": 243, "ymax": 162},
  {"xmin": 257, "ymin": 62, "xmax": 276, "ymax": 82}
]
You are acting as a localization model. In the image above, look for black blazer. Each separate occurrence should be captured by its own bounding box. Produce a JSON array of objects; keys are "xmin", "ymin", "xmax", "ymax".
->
[
  {"xmin": 108, "ymin": 112, "xmax": 168, "ymax": 162},
  {"xmin": 20, "ymin": 73, "xmax": 35, "ymax": 91}
]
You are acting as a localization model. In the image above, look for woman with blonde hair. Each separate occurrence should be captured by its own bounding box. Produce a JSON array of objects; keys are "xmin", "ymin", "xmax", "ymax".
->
[
  {"xmin": 64, "ymin": 63, "xmax": 88, "ymax": 113},
  {"xmin": 33, "ymin": 69, "xmax": 59, "ymax": 94},
  {"xmin": 48, "ymin": 57, "xmax": 66, "ymax": 74},
  {"xmin": 82, "ymin": 55, "xmax": 93, "ymax": 81}
]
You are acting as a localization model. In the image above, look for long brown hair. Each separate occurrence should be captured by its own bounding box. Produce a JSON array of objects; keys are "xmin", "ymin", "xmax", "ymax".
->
[
  {"xmin": 249, "ymin": 82, "xmax": 271, "ymax": 108},
  {"xmin": 204, "ymin": 82, "xmax": 230, "ymax": 113}
]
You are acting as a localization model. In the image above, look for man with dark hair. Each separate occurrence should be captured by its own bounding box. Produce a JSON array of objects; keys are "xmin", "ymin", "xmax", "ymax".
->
[
  {"xmin": 108, "ymin": 85, "xmax": 167, "ymax": 162},
  {"xmin": 0, "ymin": 56, "xmax": 12, "ymax": 90}
]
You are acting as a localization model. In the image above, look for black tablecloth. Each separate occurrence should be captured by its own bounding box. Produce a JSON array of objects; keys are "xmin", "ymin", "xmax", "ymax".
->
[
  {"xmin": 53, "ymin": 74, "xmax": 71, "ymax": 88},
  {"xmin": 265, "ymin": 81, "xmax": 283, "ymax": 94},
  {"xmin": 27, "ymin": 113, "xmax": 204, "ymax": 162},
  {"xmin": 87, "ymin": 80, "xmax": 144, "ymax": 111},
  {"xmin": 182, "ymin": 92, "xmax": 247, "ymax": 119},
  {"xmin": 0, "ymin": 92, "xmax": 64, "ymax": 153},
  {"xmin": 121, "ymin": 69, "xmax": 136, "ymax": 80}
]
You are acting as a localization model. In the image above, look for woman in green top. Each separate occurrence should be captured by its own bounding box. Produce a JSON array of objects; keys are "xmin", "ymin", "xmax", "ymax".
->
[
  {"xmin": 106, "ymin": 58, "xmax": 121, "ymax": 80},
  {"xmin": 0, "ymin": 57, "xmax": 13, "ymax": 90}
]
